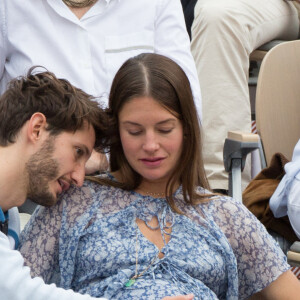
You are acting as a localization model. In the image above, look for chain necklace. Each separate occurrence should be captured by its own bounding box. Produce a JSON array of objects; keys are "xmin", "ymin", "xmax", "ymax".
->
[
  {"xmin": 145, "ymin": 191, "xmax": 165, "ymax": 198},
  {"xmin": 62, "ymin": 0, "xmax": 98, "ymax": 8},
  {"xmin": 137, "ymin": 190, "xmax": 165, "ymax": 198},
  {"xmin": 125, "ymin": 188, "xmax": 168, "ymax": 286},
  {"xmin": 125, "ymin": 226, "xmax": 160, "ymax": 287}
]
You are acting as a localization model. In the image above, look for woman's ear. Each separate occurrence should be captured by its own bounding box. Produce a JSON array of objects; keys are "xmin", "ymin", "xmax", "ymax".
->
[{"xmin": 27, "ymin": 113, "xmax": 47, "ymax": 143}]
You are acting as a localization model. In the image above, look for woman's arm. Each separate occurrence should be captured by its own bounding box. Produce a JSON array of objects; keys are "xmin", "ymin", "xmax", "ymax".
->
[
  {"xmin": 250, "ymin": 270, "xmax": 300, "ymax": 299},
  {"xmin": 203, "ymin": 196, "xmax": 292, "ymax": 298}
]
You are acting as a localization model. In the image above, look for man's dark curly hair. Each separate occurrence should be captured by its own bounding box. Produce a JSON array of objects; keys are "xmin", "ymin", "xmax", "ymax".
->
[{"xmin": 0, "ymin": 67, "xmax": 109, "ymax": 151}]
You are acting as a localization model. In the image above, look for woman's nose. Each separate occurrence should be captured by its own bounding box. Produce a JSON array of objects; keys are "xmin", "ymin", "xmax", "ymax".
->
[{"xmin": 142, "ymin": 133, "xmax": 159, "ymax": 152}]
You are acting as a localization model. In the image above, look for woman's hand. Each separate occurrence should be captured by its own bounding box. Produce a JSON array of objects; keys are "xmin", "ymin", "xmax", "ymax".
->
[{"xmin": 162, "ymin": 295, "xmax": 194, "ymax": 300}]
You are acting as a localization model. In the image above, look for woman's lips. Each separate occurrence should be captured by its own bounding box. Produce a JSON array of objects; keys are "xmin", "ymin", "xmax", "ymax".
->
[{"xmin": 140, "ymin": 157, "xmax": 165, "ymax": 167}]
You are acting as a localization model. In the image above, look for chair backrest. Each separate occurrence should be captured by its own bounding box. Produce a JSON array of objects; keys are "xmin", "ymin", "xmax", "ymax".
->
[{"xmin": 256, "ymin": 40, "xmax": 300, "ymax": 165}]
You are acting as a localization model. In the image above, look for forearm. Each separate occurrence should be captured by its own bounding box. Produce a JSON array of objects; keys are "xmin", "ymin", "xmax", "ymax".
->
[
  {"xmin": 250, "ymin": 270, "xmax": 300, "ymax": 299},
  {"xmin": 85, "ymin": 150, "xmax": 108, "ymax": 175}
]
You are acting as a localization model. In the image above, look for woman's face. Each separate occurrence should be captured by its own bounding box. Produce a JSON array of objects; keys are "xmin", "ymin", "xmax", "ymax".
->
[{"xmin": 118, "ymin": 96, "xmax": 183, "ymax": 186}]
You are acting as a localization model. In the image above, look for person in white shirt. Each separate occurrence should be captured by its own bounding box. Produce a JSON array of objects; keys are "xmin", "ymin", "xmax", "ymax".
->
[
  {"xmin": 270, "ymin": 139, "xmax": 300, "ymax": 240},
  {"xmin": 185, "ymin": 0, "xmax": 300, "ymax": 192},
  {"xmin": 0, "ymin": 0, "xmax": 201, "ymax": 174},
  {"xmin": 0, "ymin": 68, "xmax": 194, "ymax": 300}
]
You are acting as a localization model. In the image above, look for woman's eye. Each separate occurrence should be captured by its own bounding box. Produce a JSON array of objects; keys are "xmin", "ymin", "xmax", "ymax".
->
[
  {"xmin": 128, "ymin": 130, "xmax": 142, "ymax": 136},
  {"xmin": 158, "ymin": 128, "xmax": 173, "ymax": 134}
]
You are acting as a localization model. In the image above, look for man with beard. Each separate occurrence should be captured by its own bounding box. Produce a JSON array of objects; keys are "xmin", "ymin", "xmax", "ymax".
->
[
  {"xmin": 0, "ymin": 69, "xmax": 194, "ymax": 300},
  {"xmin": 0, "ymin": 67, "xmax": 110, "ymax": 299}
]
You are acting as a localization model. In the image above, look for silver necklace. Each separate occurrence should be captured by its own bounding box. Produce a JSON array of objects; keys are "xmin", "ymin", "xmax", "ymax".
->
[{"xmin": 62, "ymin": 0, "xmax": 97, "ymax": 8}]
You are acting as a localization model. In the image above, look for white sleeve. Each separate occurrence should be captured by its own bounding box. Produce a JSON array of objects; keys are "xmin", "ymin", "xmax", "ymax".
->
[
  {"xmin": 7, "ymin": 207, "xmax": 21, "ymax": 249},
  {"xmin": 0, "ymin": 0, "xmax": 6, "ymax": 81},
  {"xmin": 0, "ymin": 233, "xmax": 107, "ymax": 300},
  {"xmin": 155, "ymin": 0, "xmax": 202, "ymax": 121},
  {"xmin": 287, "ymin": 173, "xmax": 300, "ymax": 239}
]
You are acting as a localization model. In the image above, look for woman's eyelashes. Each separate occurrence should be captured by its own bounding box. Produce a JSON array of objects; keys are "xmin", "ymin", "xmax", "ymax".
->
[
  {"xmin": 128, "ymin": 130, "xmax": 143, "ymax": 136},
  {"xmin": 127, "ymin": 127, "xmax": 174, "ymax": 136},
  {"xmin": 158, "ymin": 128, "xmax": 173, "ymax": 134}
]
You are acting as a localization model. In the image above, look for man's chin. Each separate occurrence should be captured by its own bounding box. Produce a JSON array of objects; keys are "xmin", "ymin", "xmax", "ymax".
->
[{"xmin": 29, "ymin": 194, "xmax": 58, "ymax": 207}]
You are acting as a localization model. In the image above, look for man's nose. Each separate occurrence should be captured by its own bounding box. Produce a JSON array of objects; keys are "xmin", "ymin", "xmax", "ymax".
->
[{"xmin": 71, "ymin": 163, "xmax": 85, "ymax": 187}]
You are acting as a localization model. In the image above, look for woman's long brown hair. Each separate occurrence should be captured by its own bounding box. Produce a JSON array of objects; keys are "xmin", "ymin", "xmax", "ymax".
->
[{"xmin": 89, "ymin": 53, "xmax": 211, "ymax": 212}]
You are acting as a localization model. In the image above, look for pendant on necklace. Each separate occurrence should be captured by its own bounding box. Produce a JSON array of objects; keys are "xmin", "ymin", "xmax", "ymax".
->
[{"xmin": 125, "ymin": 278, "xmax": 136, "ymax": 287}]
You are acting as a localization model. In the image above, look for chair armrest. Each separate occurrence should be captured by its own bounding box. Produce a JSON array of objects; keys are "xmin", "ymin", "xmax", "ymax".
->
[
  {"xmin": 223, "ymin": 131, "xmax": 260, "ymax": 172},
  {"xmin": 223, "ymin": 131, "xmax": 260, "ymax": 201}
]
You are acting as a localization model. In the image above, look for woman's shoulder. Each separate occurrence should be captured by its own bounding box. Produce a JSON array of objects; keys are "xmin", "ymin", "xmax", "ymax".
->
[
  {"xmin": 57, "ymin": 172, "xmax": 116, "ymax": 211},
  {"xmin": 195, "ymin": 188, "xmax": 242, "ymax": 211},
  {"xmin": 207, "ymin": 194, "xmax": 244, "ymax": 211},
  {"xmin": 192, "ymin": 190, "xmax": 255, "ymax": 227},
  {"xmin": 69, "ymin": 172, "xmax": 115, "ymax": 193},
  {"xmin": 175, "ymin": 187, "xmax": 244, "ymax": 222}
]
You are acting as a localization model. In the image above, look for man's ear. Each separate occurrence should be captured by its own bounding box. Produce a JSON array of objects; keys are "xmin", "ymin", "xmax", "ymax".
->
[{"xmin": 27, "ymin": 113, "xmax": 47, "ymax": 143}]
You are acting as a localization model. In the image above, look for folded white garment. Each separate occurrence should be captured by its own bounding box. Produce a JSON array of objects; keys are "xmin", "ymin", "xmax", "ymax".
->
[{"xmin": 270, "ymin": 139, "xmax": 300, "ymax": 239}]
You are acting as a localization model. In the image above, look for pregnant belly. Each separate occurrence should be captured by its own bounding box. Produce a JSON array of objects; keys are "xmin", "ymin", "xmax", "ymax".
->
[
  {"xmin": 107, "ymin": 277, "xmax": 218, "ymax": 300},
  {"xmin": 111, "ymin": 278, "xmax": 184, "ymax": 299}
]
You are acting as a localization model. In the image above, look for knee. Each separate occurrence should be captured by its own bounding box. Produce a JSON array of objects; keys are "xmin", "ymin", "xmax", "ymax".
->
[{"xmin": 193, "ymin": 4, "xmax": 241, "ymax": 33}]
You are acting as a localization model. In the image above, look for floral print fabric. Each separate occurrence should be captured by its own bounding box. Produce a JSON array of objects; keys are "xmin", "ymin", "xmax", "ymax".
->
[{"xmin": 19, "ymin": 173, "xmax": 289, "ymax": 299}]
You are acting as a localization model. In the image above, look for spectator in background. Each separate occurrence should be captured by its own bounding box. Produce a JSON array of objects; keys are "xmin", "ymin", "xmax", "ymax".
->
[
  {"xmin": 181, "ymin": 0, "xmax": 300, "ymax": 193},
  {"xmin": 0, "ymin": 0, "xmax": 201, "ymax": 175}
]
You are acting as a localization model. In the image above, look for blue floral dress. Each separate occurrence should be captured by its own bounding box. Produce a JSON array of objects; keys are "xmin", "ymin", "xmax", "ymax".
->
[{"xmin": 19, "ymin": 173, "xmax": 289, "ymax": 300}]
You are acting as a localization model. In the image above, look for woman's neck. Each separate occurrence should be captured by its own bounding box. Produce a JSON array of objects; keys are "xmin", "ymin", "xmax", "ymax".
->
[
  {"xmin": 136, "ymin": 180, "xmax": 180, "ymax": 197},
  {"xmin": 111, "ymin": 171, "xmax": 179, "ymax": 196}
]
